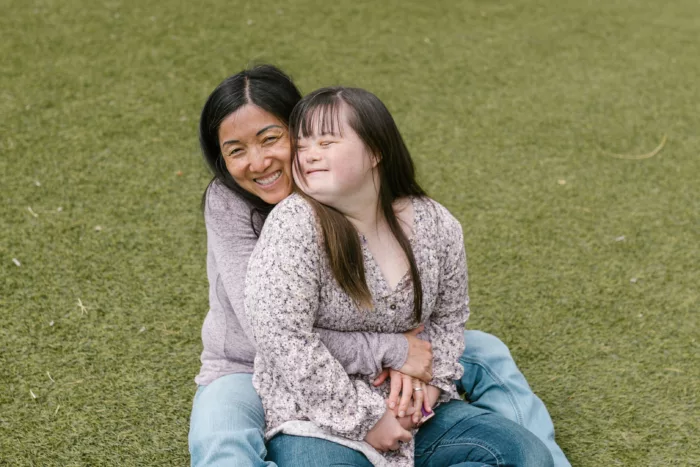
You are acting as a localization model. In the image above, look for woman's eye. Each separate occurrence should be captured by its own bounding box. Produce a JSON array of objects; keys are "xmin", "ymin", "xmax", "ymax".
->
[
  {"xmin": 263, "ymin": 135, "xmax": 279, "ymax": 144},
  {"xmin": 228, "ymin": 148, "xmax": 243, "ymax": 157}
]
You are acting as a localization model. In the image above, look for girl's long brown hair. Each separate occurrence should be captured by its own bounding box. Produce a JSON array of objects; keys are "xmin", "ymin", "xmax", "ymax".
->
[{"xmin": 289, "ymin": 87, "xmax": 427, "ymax": 322}]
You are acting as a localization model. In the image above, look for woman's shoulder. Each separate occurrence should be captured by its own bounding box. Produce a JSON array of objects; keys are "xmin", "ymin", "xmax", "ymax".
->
[{"xmin": 204, "ymin": 179, "xmax": 254, "ymax": 217}]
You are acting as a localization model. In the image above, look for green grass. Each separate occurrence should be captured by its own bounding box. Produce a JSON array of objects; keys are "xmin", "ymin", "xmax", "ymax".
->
[{"xmin": 1, "ymin": 0, "xmax": 698, "ymax": 465}]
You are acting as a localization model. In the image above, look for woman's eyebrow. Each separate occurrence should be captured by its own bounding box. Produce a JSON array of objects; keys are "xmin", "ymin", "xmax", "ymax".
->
[{"xmin": 256, "ymin": 124, "xmax": 283, "ymax": 136}]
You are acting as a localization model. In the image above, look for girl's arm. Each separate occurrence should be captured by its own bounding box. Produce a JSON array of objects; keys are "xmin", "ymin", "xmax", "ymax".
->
[
  {"xmin": 245, "ymin": 195, "xmax": 387, "ymax": 439},
  {"xmin": 423, "ymin": 203, "xmax": 470, "ymax": 400},
  {"xmin": 205, "ymin": 182, "xmax": 408, "ymax": 375}
]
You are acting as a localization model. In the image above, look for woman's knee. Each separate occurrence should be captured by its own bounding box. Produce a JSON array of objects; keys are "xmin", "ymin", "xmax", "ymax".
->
[{"xmin": 463, "ymin": 330, "xmax": 512, "ymax": 361}]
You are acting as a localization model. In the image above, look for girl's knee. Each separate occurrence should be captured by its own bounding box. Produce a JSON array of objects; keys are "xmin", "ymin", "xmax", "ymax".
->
[{"xmin": 517, "ymin": 433, "xmax": 555, "ymax": 467}]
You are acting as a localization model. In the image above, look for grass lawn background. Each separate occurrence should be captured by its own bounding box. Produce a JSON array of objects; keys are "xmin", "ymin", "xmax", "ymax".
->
[{"xmin": 1, "ymin": 0, "xmax": 698, "ymax": 465}]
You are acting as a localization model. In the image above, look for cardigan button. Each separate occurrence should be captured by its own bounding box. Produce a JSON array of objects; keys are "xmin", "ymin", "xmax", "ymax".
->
[{"xmin": 389, "ymin": 304, "xmax": 397, "ymax": 310}]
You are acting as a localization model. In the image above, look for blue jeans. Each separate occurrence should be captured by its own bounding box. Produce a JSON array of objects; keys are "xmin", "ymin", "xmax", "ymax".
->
[
  {"xmin": 266, "ymin": 401, "xmax": 553, "ymax": 466},
  {"xmin": 189, "ymin": 330, "xmax": 570, "ymax": 466}
]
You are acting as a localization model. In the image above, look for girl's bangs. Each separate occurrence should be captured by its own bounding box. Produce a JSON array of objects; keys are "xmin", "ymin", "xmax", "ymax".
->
[{"xmin": 295, "ymin": 95, "xmax": 346, "ymax": 139}]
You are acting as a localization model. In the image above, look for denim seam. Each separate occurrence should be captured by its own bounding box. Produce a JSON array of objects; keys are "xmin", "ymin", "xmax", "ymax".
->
[
  {"xmin": 417, "ymin": 439, "xmax": 504, "ymax": 466},
  {"xmin": 459, "ymin": 355, "xmax": 525, "ymax": 426}
]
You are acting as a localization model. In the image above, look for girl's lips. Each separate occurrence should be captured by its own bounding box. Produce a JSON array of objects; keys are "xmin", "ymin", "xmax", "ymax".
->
[{"xmin": 305, "ymin": 169, "xmax": 327, "ymax": 175}]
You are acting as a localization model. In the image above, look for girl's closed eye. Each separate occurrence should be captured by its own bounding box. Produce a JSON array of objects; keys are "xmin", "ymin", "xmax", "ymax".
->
[{"xmin": 319, "ymin": 141, "xmax": 335, "ymax": 148}]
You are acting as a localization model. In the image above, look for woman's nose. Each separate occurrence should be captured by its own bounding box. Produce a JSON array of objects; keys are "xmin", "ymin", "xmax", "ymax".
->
[{"xmin": 248, "ymin": 147, "xmax": 271, "ymax": 173}]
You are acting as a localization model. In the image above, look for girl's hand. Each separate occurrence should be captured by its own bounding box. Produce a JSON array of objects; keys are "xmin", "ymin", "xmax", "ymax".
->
[
  {"xmin": 364, "ymin": 410, "xmax": 412, "ymax": 452},
  {"xmin": 399, "ymin": 325, "xmax": 433, "ymax": 382},
  {"xmin": 424, "ymin": 384, "xmax": 441, "ymax": 411},
  {"xmin": 373, "ymin": 369, "xmax": 413, "ymax": 417},
  {"xmin": 373, "ymin": 369, "xmax": 431, "ymax": 424}
]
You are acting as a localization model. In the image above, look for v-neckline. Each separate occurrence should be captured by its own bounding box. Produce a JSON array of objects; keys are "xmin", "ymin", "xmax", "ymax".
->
[{"xmin": 359, "ymin": 196, "xmax": 418, "ymax": 298}]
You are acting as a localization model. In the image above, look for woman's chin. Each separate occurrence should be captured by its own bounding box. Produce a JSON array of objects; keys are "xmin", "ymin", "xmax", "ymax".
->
[{"xmin": 258, "ymin": 179, "xmax": 292, "ymax": 205}]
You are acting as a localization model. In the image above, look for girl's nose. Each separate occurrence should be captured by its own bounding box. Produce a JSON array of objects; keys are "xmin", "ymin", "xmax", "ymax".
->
[{"xmin": 305, "ymin": 146, "xmax": 321, "ymax": 163}]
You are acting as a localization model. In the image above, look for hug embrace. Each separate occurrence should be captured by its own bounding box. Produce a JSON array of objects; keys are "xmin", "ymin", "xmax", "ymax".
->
[{"xmin": 188, "ymin": 65, "xmax": 570, "ymax": 467}]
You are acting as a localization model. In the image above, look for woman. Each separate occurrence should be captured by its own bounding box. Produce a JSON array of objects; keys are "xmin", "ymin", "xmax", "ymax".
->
[{"xmin": 189, "ymin": 65, "xmax": 569, "ymax": 466}]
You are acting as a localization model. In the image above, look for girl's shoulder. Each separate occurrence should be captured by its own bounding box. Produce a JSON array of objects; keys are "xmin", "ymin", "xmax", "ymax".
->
[
  {"xmin": 413, "ymin": 196, "xmax": 464, "ymax": 240},
  {"xmin": 260, "ymin": 193, "xmax": 319, "ymax": 243},
  {"xmin": 269, "ymin": 192, "xmax": 315, "ymax": 218}
]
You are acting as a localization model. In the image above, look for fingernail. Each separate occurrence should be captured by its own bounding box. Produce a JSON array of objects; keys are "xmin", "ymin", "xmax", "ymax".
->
[
  {"xmin": 399, "ymin": 411, "xmax": 405, "ymax": 417},
  {"xmin": 389, "ymin": 402, "xmax": 395, "ymax": 409}
]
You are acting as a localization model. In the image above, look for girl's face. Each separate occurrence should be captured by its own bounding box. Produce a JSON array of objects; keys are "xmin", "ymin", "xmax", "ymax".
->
[
  {"xmin": 218, "ymin": 104, "xmax": 294, "ymax": 204},
  {"xmin": 294, "ymin": 107, "xmax": 378, "ymax": 207}
]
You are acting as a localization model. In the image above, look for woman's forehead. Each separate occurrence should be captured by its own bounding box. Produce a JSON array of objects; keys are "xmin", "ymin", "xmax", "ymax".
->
[{"xmin": 219, "ymin": 104, "xmax": 285, "ymax": 142}]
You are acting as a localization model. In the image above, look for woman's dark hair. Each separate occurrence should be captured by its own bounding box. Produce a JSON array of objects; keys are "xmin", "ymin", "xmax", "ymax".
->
[
  {"xmin": 199, "ymin": 65, "xmax": 302, "ymax": 232},
  {"xmin": 290, "ymin": 87, "xmax": 427, "ymax": 322}
]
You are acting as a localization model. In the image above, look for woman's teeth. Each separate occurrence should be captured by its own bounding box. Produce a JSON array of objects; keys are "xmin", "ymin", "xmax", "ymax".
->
[{"xmin": 255, "ymin": 170, "xmax": 282, "ymax": 186}]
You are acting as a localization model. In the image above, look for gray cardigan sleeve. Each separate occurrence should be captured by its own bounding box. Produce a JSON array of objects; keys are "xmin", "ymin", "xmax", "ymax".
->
[{"xmin": 204, "ymin": 182, "xmax": 408, "ymax": 375}]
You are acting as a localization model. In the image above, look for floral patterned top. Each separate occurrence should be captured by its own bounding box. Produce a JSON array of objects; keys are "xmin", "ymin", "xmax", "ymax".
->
[{"xmin": 245, "ymin": 193, "xmax": 470, "ymax": 467}]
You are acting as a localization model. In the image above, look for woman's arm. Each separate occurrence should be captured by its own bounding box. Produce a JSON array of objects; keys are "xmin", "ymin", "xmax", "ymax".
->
[
  {"xmin": 205, "ymin": 182, "xmax": 408, "ymax": 374},
  {"xmin": 245, "ymin": 195, "xmax": 387, "ymax": 440},
  {"xmin": 423, "ymin": 203, "xmax": 470, "ymax": 399}
]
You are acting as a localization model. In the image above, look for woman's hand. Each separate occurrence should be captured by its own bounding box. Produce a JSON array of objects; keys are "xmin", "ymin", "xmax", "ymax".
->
[
  {"xmin": 364, "ymin": 410, "xmax": 412, "ymax": 452},
  {"xmin": 399, "ymin": 325, "xmax": 433, "ymax": 382}
]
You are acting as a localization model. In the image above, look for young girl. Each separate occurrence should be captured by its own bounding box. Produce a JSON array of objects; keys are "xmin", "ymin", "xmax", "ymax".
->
[{"xmin": 245, "ymin": 86, "xmax": 554, "ymax": 466}]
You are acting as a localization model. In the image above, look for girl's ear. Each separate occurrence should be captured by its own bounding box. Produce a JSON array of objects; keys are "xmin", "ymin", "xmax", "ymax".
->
[{"xmin": 371, "ymin": 152, "xmax": 381, "ymax": 168}]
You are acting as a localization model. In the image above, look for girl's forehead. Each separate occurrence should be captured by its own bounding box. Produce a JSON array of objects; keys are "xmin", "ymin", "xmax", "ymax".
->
[{"xmin": 298, "ymin": 102, "xmax": 352, "ymax": 138}]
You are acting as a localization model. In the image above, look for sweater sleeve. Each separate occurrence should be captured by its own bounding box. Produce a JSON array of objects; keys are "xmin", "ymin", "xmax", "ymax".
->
[
  {"xmin": 245, "ymin": 195, "xmax": 387, "ymax": 440},
  {"xmin": 204, "ymin": 182, "xmax": 408, "ymax": 374},
  {"xmin": 424, "ymin": 202, "xmax": 470, "ymax": 397}
]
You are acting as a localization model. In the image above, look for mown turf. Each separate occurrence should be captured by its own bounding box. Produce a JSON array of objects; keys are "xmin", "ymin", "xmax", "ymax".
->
[{"xmin": 1, "ymin": 0, "xmax": 698, "ymax": 465}]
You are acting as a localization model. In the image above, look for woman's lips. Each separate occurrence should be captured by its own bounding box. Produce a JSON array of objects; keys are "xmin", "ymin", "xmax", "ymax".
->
[{"xmin": 254, "ymin": 170, "xmax": 283, "ymax": 187}]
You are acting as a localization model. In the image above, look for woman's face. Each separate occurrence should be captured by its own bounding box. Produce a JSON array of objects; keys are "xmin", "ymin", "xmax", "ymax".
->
[
  {"xmin": 218, "ymin": 104, "xmax": 294, "ymax": 204},
  {"xmin": 294, "ymin": 107, "xmax": 377, "ymax": 207}
]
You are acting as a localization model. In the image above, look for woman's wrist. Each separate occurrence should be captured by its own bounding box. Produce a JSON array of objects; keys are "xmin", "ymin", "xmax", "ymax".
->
[{"xmin": 383, "ymin": 334, "xmax": 409, "ymax": 370}]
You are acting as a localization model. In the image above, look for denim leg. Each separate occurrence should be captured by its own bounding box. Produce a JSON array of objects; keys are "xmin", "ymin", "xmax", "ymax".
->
[
  {"xmin": 266, "ymin": 434, "xmax": 373, "ymax": 467},
  {"xmin": 457, "ymin": 330, "xmax": 570, "ymax": 467},
  {"xmin": 189, "ymin": 373, "xmax": 276, "ymax": 467},
  {"xmin": 415, "ymin": 399, "xmax": 554, "ymax": 467}
]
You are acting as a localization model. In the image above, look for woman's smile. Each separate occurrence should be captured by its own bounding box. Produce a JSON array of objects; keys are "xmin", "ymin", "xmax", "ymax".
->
[{"xmin": 255, "ymin": 170, "xmax": 283, "ymax": 187}]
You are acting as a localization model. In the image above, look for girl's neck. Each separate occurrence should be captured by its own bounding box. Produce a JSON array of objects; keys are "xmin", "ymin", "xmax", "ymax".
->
[{"xmin": 330, "ymin": 169, "xmax": 383, "ymax": 235}]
